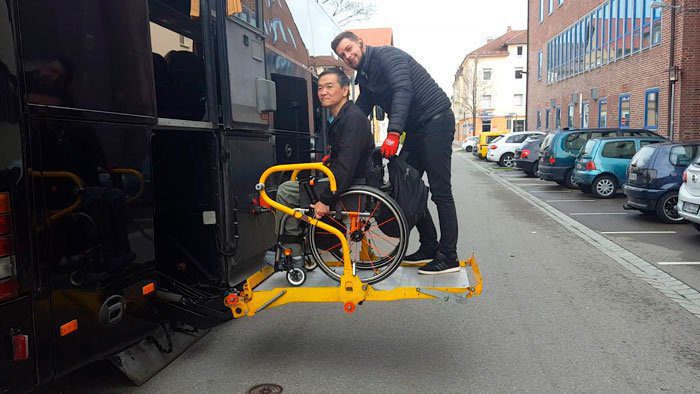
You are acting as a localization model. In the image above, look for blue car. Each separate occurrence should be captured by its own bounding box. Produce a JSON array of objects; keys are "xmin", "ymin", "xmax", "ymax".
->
[
  {"xmin": 539, "ymin": 128, "xmax": 663, "ymax": 189},
  {"xmin": 573, "ymin": 136, "xmax": 666, "ymax": 198},
  {"xmin": 624, "ymin": 142, "xmax": 700, "ymax": 223}
]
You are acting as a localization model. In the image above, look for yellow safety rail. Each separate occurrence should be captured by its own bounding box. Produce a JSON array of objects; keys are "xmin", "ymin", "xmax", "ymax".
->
[{"xmin": 225, "ymin": 163, "xmax": 482, "ymax": 317}]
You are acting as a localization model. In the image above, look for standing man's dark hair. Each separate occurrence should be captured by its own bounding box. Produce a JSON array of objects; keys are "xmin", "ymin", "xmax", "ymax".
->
[{"xmin": 332, "ymin": 30, "xmax": 460, "ymax": 275}]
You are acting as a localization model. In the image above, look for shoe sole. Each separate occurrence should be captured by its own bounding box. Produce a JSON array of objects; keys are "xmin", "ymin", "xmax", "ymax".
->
[
  {"xmin": 402, "ymin": 258, "xmax": 432, "ymax": 266},
  {"xmin": 418, "ymin": 266, "xmax": 461, "ymax": 275}
]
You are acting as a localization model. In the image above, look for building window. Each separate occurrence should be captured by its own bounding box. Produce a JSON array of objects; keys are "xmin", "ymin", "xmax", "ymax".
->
[
  {"xmin": 619, "ymin": 94, "xmax": 630, "ymax": 128},
  {"xmin": 540, "ymin": 0, "xmax": 544, "ymax": 22},
  {"xmin": 514, "ymin": 94, "xmax": 524, "ymax": 106},
  {"xmin": 517, "ymin": 46, "xmax": 523, "ymax": 56},
  {"xmin": 559, "ymin": 0, "xmax": 564, "ymax": 5},
  {"xmin": 582, "ymin": 102, "xmax": 590, "ymax": 128},
  {"xmin": 598, "ymin": 98, "xmax": 608, "ymax": 127},
  {"xmin": 555, "ymin": 106, "xmax": 562, "ymax": 129},
  {"xmin": 482, "ymin": 119, "xmax": 492, "ymax": 132},
  {"xmin": 645, "ymin": 88, "xmax": 659, "ymax": 130},
  {"xmin": 568, "ymin": 103, "xmax": 574, "ymax": 127},
  {"xmin": 483, "ymin": 68, "xmax": 492, "ymax": 80},
  {"xmin": 514, "ymin": 119, "xmax": 525, "ymax": 131},
  {"xmin": 507, "ymin": 118, "xmax": 512, "ymax": 130},
  {"xmin": 482, "ymin": 95, "xmax": 492, "ymax": 109},
  {"xmin": 545, "ymin": 108, "xmax": 551, "ymax": 130},
  {"xmin": 549, "ymin": 0, "xmax": 554, "ymax": 14},
  {"xmin": 538, "ymin": 50, "xmax": 543, "ymax": 80},
  {"xmin": 537, "ymin": 110, "xmax": 542, "ymax": 129},
  {"xmin": 515, "ymin": 67, "xmax": 524, "ymax": 79}
]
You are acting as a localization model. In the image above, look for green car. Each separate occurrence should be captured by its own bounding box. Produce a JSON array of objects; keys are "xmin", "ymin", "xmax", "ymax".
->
[{"xmin": 573, "ymin": 136, "xmax": 666, "ymax": 198}]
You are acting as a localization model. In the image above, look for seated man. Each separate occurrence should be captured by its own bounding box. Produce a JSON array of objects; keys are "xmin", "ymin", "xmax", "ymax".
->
[{"xmin": 275, "ymin": 67, "xmax": 374, "ymax": 256}]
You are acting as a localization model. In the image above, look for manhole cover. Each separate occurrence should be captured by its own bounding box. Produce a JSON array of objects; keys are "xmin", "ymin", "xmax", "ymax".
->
[{"xmin": 249, "ymin": 383, "xmax": 283, "ymax": 394}]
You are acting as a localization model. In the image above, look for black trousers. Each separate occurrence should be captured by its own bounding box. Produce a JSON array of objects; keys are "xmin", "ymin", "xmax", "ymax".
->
[{"xmin": 402, "ymin": 112, "xmax": 458, "ymax": 260}]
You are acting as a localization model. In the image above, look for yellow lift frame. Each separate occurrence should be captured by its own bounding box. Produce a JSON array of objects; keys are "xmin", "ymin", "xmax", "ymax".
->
[{"xmin": 224, "ymin": 163, "xmax": 482, "ymax": 318}]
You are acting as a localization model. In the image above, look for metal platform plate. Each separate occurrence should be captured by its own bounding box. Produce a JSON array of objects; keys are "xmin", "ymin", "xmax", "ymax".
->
[{"xmin": 256, "ymin": 265, "xmax": 470, "ymax": 291}]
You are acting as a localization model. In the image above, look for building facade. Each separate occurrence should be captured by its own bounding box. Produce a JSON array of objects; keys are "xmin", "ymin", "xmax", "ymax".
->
[
  {"xmin": 527, "ymin": 0, "xmax": 700, "ymax": 141},
  {"xmin": 452, "ymin": 27, "xmax": 528, "ymax": 141}
]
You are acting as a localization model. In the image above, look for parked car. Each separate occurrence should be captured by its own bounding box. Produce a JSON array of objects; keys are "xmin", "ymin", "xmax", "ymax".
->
[
  {"xmin": 461, "ymin": 136, "xmax": 479, "ymax": 152},
  {"xmin": 677, "ymin": 157, "xmax": 700, "ymax": 231},
  {"xmin": 475, "ymin": 131, "xmax": 508, "ymax": 159},
  {"xmin": 623, "ymin": 142, "xmax": 700, "ymax": 223},
  {"xmin": 539, "ymin": 128, "xmax": 664, "ymax": 189},
  {"xmin": 486, "ymin": 131, "xmax": 544, "ymax": 167},
  {"xmin": 573, "ymin": 136, "xmax": 665, "ymax": 198},
  {"xmin": 515, "ymin": 134, "xmax": 546, "ymax": 176}
]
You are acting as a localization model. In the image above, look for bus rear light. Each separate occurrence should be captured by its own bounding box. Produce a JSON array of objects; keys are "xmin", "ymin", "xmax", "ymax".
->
[
  {"xmin": 142, "ymin": 282, "xmax": 155, "ymax": 295},
  {"xmin": 0, "ymin": 193, "xmax": 9, "ymax": 214},
  {"xmin": 0, "ymin": 256, "xmax": 16, "ymax": 279},
  {"xmin": 0, "ymin": 215, "xmax": 11, "ymax": 236},
  {"xmin": 60, "ymin": 319, "xmax": 78, "ymax": 337},
  {"xmin": 12, "ymin": 334, "xmax": 29, "ymax": 361},
  {"xmin": 0, "ymin": 237, "xmax": 14, "ymax": 258},
  {"xmin": 0, "ymin": 277, "xmax": 19, "ymax": 301}
]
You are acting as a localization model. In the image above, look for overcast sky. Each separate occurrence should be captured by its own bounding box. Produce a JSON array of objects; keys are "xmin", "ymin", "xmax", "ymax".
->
[{"xmin": 347, "ymin": 0, "xmax": 528, "ymax": 97}]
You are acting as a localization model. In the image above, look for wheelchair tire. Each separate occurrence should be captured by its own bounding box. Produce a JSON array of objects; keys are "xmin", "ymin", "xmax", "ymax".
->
[{"xmin": 308, "ymin": 185, "xmax": 408, "ymax": 285}]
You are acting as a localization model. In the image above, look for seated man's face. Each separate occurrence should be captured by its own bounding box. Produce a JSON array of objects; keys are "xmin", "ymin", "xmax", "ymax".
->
[{"xmin": 317, "ymin": 73, "xmax": 348, "ymax": 108}]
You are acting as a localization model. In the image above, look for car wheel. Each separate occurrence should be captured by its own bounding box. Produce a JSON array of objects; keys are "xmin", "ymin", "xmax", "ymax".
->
[
  {"xmin": 694, "ymin": 223, "xmax": 700, "ymax": 232},
  {"xmin": 591, "ymin": 175, "xmax": 617, "ymax": 199},
  {"xmin": 465, "ymin": 146, "xmax": 473, "ymax": 152},
  {"xmin": 655, "ymin": 192, "xmax": 685, "ymax": 224},
  {"xmin": 499, "ymin": 153, "xmax": 515, "ymax": 167},
  {"xmin": 579, "ymin": 184, "xmax": 592, "ymax": 194},
  {"xmin": 530, "ymin": 161, "xmax": 540, "ymax": 178},
  {"xmin": 563, "ymin": 170, "xmax": 578, "ymax": 189}
]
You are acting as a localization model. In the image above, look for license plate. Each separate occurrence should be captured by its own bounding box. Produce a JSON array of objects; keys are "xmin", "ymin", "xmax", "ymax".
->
[
  {"xmin": 682, "ymin": 202, "xmax": 700, "ymax": 214},
  {"xmin": 629, "ymin": 173, "xmax": 637, "ymax": 181}
]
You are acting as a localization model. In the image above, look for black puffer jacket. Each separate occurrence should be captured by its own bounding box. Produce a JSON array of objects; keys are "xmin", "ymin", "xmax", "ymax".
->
[{"xmin": 355, "ymin": 45, "xmax": 452, "ymax": 133}]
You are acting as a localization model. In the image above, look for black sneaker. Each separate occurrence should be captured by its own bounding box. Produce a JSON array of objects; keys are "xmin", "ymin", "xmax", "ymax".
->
[
  {"xmin": 403, "ymin": 248, "xmax": 437, "ymax": 266},
  {"xmin": 418, "ymin": 254, "xmax": 460, "ymax": 275}
]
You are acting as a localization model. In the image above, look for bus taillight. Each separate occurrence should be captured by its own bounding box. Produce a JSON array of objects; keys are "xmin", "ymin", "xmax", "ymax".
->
[
  {"xmin": 0, "ymin": 192, "xmax": 18, "ymax": 301},
  {"xmin": 0, "ymin": 192, "xmax": 9, "ymax": 214}
]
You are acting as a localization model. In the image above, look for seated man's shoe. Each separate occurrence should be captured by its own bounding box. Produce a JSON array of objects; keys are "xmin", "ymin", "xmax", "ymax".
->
[
  {"xmin": 403, "ymin": 248, "xmax": 437, "ymax": 266},
  {"xmin": 418, "ymin": 254, "xmax": 460, "ymax": 275}
]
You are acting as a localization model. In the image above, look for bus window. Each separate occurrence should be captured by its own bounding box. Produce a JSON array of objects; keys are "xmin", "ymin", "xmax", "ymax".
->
[
  {"xmin": 17, "ymin": 0, "xmax": 155, "ymax": 118},
  {"xmin": 149, "ymin": 0, "xmax": 209, "ymax": 121},
  {"xmin": 232, "ymin": 0, "xmax": 260, "ymax": 29}
]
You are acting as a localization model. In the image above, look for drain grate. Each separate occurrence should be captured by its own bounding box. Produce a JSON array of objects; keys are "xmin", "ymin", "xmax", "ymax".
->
[{"xmin": 249, "ymin": 383, "xmax": 283, "ymax": 394}]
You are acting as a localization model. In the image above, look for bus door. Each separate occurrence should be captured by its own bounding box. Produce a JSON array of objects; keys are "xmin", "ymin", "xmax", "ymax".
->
[
  {"xmin": 0, "ymin": 1, "xmax": 39, "ymax": 391},
  {"xmin": 16, "ymin": 0, "xmax": 159, "ymax": 378}
]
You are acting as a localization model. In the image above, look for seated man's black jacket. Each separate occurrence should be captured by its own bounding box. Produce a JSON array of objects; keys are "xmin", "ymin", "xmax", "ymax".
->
[{"xmin": 318, "ymin": 100, "xmax": 374, "ymax": 205}]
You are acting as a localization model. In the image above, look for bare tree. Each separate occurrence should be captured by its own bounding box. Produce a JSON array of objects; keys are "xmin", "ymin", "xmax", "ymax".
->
[
  {"xmin": 319, "ymin": 0, "xmax": 376, "ymax": 26},
  {"xmin": 453, "ymin": 56, "xmax": 489, "ymax": 138}
]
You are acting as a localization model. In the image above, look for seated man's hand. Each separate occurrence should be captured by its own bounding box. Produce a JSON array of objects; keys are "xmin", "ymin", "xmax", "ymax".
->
[
  {"xmin": 321, "ymin": 153, "xmax": 331, "ymax": 164},
  {"xmin": 380, "ymin": 132, "xmax": 401, "ymax": 158},
  {"xmin": 312, "ymin": 201, "xmax": 330, "ymax": 219}
]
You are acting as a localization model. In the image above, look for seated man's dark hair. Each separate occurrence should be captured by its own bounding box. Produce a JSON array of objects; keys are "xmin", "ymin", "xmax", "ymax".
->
[
  {"xmin": 331, "ymin": 31, "xmax": 361, "ymax": 52},
  {"xmin": 319, "ymin": 67, "xmax": 351, "ymax": 88}
]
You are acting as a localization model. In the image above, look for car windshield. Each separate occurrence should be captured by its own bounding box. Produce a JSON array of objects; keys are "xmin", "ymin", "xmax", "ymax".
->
[
  {"xmin": 669, "ymin": 145, "xmax": 700, "ymax": 167},
  {"xmin": 580, "ymin": 140, "xmax": 597, "ymax": 157},
  {"xmin": 630, "ymin": 145, "xmax": 656, "ymax": 167}
]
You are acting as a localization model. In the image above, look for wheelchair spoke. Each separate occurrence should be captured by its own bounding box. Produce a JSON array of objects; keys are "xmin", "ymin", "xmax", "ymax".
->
[
  {"xmin": 323, "ymin": 242, "xmax": 342, "ymax": 253},
  {"xmin": 376, "ymin": 216, "xmax": 397, "ymax": 228}
]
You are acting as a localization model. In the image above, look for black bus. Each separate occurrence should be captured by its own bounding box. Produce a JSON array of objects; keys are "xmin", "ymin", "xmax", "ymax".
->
[{"xmin": 0, "ymin": 0, "xmax": 342, "ymax": 391}]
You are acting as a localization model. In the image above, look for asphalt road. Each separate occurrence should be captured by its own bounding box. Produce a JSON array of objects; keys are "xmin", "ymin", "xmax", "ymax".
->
[{"xmin": 50, "ymin": 151, "xmax": 700, "ymax": 393}]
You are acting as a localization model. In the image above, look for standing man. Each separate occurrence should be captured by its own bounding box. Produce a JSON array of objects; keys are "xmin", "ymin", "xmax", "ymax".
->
[{"xmin": 332, "ymin": 31, "xmax": 459, "ymax": 275}]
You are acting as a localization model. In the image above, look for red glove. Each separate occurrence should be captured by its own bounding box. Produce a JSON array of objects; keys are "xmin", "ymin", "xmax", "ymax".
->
[
  {"xmin": 380, "ymin": 132, "xmax": 401, "ymax": 158},
  {"xmin": 321, "ymin": 153, "xmax": 331, "ymax": 164}
]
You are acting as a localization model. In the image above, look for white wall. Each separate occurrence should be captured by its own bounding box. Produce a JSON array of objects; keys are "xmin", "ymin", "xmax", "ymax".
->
[{"xmin": 480, "ymin": 43, "xmax": 527, "ymax": 118}]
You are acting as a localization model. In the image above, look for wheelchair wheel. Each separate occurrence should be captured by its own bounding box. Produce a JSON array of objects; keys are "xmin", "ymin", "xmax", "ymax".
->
[{"xmin": 308, "ymin": 185, "xmax": 408, "ymax": 285}]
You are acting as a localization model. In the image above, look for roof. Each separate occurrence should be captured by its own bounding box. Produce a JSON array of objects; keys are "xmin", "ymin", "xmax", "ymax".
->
[
  {"xmin": 466, "ymin": 29, "xmax": 527, "ymax": 58},
  {"xmin": 350, "ymin": 28, "xmax": 394, "ymax": 46}
]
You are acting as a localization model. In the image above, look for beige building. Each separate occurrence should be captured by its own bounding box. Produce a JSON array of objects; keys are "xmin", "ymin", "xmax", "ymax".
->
[{"xmin": 452, "ymin": 27, "xmax": 527, "ymax": 141}]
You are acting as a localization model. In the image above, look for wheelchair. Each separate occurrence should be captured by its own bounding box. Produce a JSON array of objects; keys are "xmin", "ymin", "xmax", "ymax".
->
[{"xmin": 270, "ymin": 166, "xmax": 409, "ymax": 287}]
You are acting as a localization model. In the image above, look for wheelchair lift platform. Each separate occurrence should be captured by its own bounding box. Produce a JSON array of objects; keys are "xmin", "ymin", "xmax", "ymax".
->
[
  {"xmin": 224, "ymin": 163, "xmax": 482, "ymax": 319},
  {"xmin": 225, "ymin": 256, "xmax": 481, "ymax": 319}
]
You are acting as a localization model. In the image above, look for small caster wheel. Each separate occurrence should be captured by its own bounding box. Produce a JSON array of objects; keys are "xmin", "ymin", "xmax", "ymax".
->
[
  {"xmin": 286, "ymin": 267, "xmax": 306, "ymax": 286},
  {"xmin": 304, "ymin": 257, "xmax": 317, "ymax": 271}
]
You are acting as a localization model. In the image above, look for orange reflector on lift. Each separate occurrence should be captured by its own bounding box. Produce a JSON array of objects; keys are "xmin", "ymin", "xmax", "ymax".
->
[
  {"xmin": 283, "ymin": 248, "xmax": 292, "ymax": 256},
  {"xmin": 142, "ymin": 282, "xmax": 155, "ymax": 295},
  {"xmin": 60, "ymin": 319, "xmax": 78, "ymax": 337}
]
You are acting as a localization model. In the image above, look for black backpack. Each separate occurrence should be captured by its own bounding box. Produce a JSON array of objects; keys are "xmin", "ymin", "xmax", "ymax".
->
[{"xmin": 374, "ymin": 151, "xmax": 429, "ymax": 238}]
